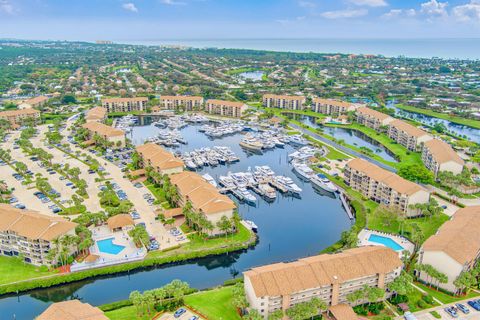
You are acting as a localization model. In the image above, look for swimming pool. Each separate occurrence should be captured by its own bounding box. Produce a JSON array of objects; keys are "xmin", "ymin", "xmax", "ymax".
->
[
  {"xmin": 97, "ymin": 238, "xmax": 125, "ymax": 255},
  {"xmin": 368, "ymin": 234, "xmax": 404, "ymax": 251}
]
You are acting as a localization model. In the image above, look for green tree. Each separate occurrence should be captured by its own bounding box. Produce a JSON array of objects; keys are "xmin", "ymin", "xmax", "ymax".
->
[{"xmin": 398, "ymin": 163, "xmax": 434, "ymax": 184}]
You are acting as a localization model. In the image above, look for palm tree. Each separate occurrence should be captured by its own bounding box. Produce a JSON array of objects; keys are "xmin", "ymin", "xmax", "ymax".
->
[
  {"xmin": 129, "ymin": 291, "xmax": 143, "ymax": 316},
  {"xmin": 217, "ymin": 215, "xmax": 232, "ymax": 237},
  {"xmin": 268, "ymin": 310, "xmax": 283, "ymax": 320}
]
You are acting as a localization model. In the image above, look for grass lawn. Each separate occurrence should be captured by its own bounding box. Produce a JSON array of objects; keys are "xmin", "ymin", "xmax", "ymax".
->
[
  {"xmin": 182, "ymin": 223, "xmax": 252, "ymax": 251},
  {"xmin": 414, "ymin": 282, "xmax": 480, "ymax": 304},
  {"xmin": 0, "ymin": 256, "xmax": 56, "ymax": 285},
  {"xmin": 184, "ymin": 286, "xmax": 241, "ymax": 320},
  {"xmin": 144, "ymin": 181, "xmax": 167, "ymax": 203},
  {"xmin": 395, "ymin": 104, "xmax": 480, "ymax": 130},
  {"xmin": 405, "ymin": 286, "xmax": 439, "ymax": 312},
  {"xmin": 105, "ymin": 305, "xmax": 152, "ymax": 320}
]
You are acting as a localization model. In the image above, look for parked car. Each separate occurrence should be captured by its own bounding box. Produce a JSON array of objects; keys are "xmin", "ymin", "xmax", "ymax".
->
[
  {"xmin": 189, "ymin": 316, "xmax": 198, "ymax": 320},
  {"xmin": 403, "ymin": 311, "xmax": 418, "ymax": 320},
  {"xmin": 444, "ymin": 306, "xmax": 459, "ymax": 318},
  {"xmin": 173, "ymin": 308, "xmax": 186, "ymax": 318},
  {"xmin": 14, "ymin": 203, "xmax": 26, "ymax": 209},
  {"xmin": 455, "ymin": 303, "xmax": 469, "ymax": 314},
  {"xmin": 468, "ymin": 300, "xmax": 480, "ymax": 311}
]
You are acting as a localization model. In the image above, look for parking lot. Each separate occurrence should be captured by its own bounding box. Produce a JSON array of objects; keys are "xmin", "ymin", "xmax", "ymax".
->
[
  {"xmin": 398, "ymin": 298, "xmax": 480, "ymax": 320},
  {"xmin": 156, "ymin": 307, "xmax": 203, "ymax": 320}
]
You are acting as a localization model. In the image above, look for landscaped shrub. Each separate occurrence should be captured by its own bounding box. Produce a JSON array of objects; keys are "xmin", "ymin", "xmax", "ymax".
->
[
  {"xmin": 389, "ymin": 294, "xmax": 408, "ymax": 305},
  {"xmin": 430, "ymin": 311, "xmax": 441, "ymax": 319},
  {"xmin": 417, "ymin": 299, "xmax": 428, "ymax": 309},
  {"xmin": 99, "ymin": 299, "xmax": 132, "ymax": 312},
  {"xmin": 367, "ymin": 302, "xmax": 385, "ymax": 315},
  {"xmin": 352, "ymin": 305, "xmax": 368, "ymax": 316},
  {"xmin": 422, "ymin": 294, "xmax": 434, "ymax": 304}
]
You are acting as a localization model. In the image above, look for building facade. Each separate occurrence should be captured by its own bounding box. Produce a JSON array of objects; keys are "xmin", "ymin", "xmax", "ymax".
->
[
  {"xmin": 262, "ymin": 94, "xmax": 306, "ymax": 110},
  {"xmin": 312, "ymin": 98, "xmax": 362, "ymax": 115},
  {"xmin": 0, "ymin": 204, "xmax": 77, "ymax": 266},
  {"xmin": 343, "ymin": 158, "xmax": 430, "ymax": 216},
  {"xmin": 101, "ymin": 97, "xmax": 148, "ymax": 113},
  {"xmin": 355, "ymin": 107, "xmax": 394, "ymax": 131},
  {"xmin": 418, "ymin": 206, "xmax": 480, "ymax": 293},
  {"xmin": 387, "ymin": 119, "xmax": 432, "ymax": 151},
  {"xmin": 244, "ymin": 246, "xmax": 402, "ymax": 318},
  {"xmin": 159, "ymin": 95, "xmax": 204, "ymax": 111},
  {"xmin": 421, "ymin": 139, "xmax": 464, "ymax": 176},
  {"xmin": 136, "ymin": 143, "xmax": 184, "ymax": 176},
  {"xmin": 0, "ymin": 109, "xmax": 41, "ymax": 126},
  {"xmin": 82, "ymin": 122, "xmax": 126, "ymax": 148},
  {"xmin": 205, "ymin": 99, "xmax": 247, "ymax": 118}
]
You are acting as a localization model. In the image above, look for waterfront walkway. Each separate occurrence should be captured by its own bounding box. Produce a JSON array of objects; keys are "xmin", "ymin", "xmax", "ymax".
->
[{"xmin": 289, "ymin": 122, "xmax": 397, "ymax": 173}]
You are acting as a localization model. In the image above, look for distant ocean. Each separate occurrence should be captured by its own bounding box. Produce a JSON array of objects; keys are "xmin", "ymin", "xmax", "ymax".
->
[{"xmin": 119, "ymin": 38, "xmax": 480, "ymax": 60}]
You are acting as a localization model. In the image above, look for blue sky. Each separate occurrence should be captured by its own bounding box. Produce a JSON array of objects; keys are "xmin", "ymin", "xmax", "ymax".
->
[{"xmin": 0, "ymin": 0, "xmax": 479, "ymax": 41}]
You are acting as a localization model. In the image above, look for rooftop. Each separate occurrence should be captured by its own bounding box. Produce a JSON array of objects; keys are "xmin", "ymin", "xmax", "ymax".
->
[
  {"xmin": 36, "ymin": 300, "xmax": 108, "ymax": 320},
  {"xmin": 206, "ymin": 99, "xmax": 246, "ymax": 108},
  {"xmin": 389, "ymin": 119, "xmax": 430, "ymax": 138},
  {"xmin": 424, "ymin": 139, "xmax": 465, "ymax": 166},
  {"xmin": 82, "ymin": 122, "xmax": 125, "ymax": 137},
  {"xmin": 356, "ymin": 107, "xmax": 393, "ymax": 122},
  {"xmin": 136, "ymin": 143, "xmax": 184, "ymax": 171},
  {"xmin": 0, "ymin": 108, "xmax": 40, "ymax": 117},
  {"xmin": 102, "ymin": 97, "xmax": 148, "ymax": 103},
  {"xmin": 263, "ymin": 94, "xmax": 306, "ymax": 100},
  {"xmin": 85, "ymin": 107, "xmax": 107, "ymax": 121}
]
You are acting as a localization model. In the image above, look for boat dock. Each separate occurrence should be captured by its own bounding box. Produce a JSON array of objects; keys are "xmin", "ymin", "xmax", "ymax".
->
[{"xmin": 339, "ymin": 191, "xmax": 355, "ymax": 220}]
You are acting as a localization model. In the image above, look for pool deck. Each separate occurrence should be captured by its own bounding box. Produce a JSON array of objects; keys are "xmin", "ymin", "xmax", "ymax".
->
[{"xmin": 357, "ymin": 229, "xmax": 415, "ymax": 256}]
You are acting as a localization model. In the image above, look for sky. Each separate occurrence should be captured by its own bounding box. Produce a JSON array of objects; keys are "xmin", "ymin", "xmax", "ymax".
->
[{"xmin": 0, "ymin": 0, "xmax": 480, "ymax": 41}]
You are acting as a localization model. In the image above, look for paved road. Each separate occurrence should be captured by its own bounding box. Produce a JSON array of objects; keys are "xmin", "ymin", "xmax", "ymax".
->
[{"xmin": 289, "ymin": 122, "xmax": 397, "ymax": 173}]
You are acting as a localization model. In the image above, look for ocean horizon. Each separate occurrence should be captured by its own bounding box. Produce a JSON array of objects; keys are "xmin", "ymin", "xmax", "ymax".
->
[{"xmin": 117, "ymin": 38, "xmax": 480, "ymax": 60}]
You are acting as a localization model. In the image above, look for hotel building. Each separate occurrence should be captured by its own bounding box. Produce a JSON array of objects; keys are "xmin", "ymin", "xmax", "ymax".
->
[
  {"xmin": 159, "ymin": 95, "xmax": 204, "ymax": 111},
  {"xmin": 0, "ymin": 108, "xmax": 41, "ymax": 126},
  {"xmin": 418, "ymin": 206, "xmax": 480, "ymax": 293},
  {"xmin": 85, "ymin": 106, "xmax": 107, "ymax": 123},
  {"xmin": 262, "ymin": 94, "xmax": 306, "ymax": 110},
  {"xmin": 136, "ymin": 143, "xmax": 184, "ymax": 176},
  {"xmin": 170, "ymin": 171, "xmax": 236, "ymax": 234},
  {"xmin": 0, "ymin": 204, "xmax": 77, "ymax": 266},
  {"xmin": 101, "ymin": 97, "xmax": 148, "ymax": 113},
  {"xmin": 312, "ymin": 98, "xmax": 362, "ymax": 115},
  {"xmin": 387, "ymin": 119, "xmax": 432, "ymax": 151},
  {"xmin": 344, "ymin": 158, "xmax": 430, "ymax": 216},
  {"xmin": 205, "ymin": 99, "xmax": 247, "ymax": 118},
  {"xmin": 421, "ymin": 139, "xmax": 464, "ymax": 176},
  {"xmin": 82, "ymin": 122, "xmax": 126, "ymax": 148},
  {"xmin": 244, "ymin": 246, "xmax": 402, "ymax": 318},
  {"xmin": 355, "ymin": 107, "xmax": 394, "ymax": 131}
]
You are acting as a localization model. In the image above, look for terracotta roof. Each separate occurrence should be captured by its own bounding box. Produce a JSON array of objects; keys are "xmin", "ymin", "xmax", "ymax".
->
[
  {"xmin": 160, "ymin": 95, "xmax": 203, "ymax": 101},
  {"xmin": 163, "ymin": 208, "xmax": 184, "ymax": 218},
  {"xmin": 346, "ymin": 158, "xmax": 426, "ymax": 196},
  {"xmin": 389, "ymin": 119, "xmax": 429, "ymax": 138},
  {"xmin": 136, "ymin": 143, "xmax": 184, "ymax": 171},
  {"xmin": 107, "ymin": 214, "xmax": 134, "ymax": 230},
  {"xmin": 313, "ymin": 98, "xmax": 354, "ymax": 108},
  {"xmin": 263, "ymin": 94, "xmax": 306, "ymax": 101},
  {"xmin": 356, "ymin": 107, "xmax": 392, "ymax": 121},
  {"xmin": 102, "ymin": 97, "xmax": 148, "ymax": 103},
  {"xmin": 0, "ymin": 204, "xmax": 76, "ymax": 241},
  {"xmin": 36, "ymin": 300, "xmax": 108, "ymax": 320},
  {"xmin": 82, "ymin": 122, "xmax": 125, "ymax": 137},
  {"xmin": 244, "ymin": 246, "xmax": 402, "ymax": 298},
  {"xmin": 423, "ymin": 206, "xmax": 480, "ymax": 265},
  {"xmin": 85, "ymin": 107, "xmax": 107, "ymax": 121},
  {"xmin": 0, "ymin": 108, "xmax": 40, "ymax": 118},
  {"xmin": 206, "ymin": 99, "xmax": 246, "ymax": 108},
  {"xmin": 424, "ymin": 139, "xmax": 464, "ymax": 166},
  {"xmin": 23, "ymin": 96, "xmax": 49, "ymax": 105},
  {"xmin": 329, "ymin": 304, "xmax": 361, "ymax": 320}
]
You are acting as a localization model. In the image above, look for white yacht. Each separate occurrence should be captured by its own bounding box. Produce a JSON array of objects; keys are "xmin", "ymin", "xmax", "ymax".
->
[
  {"xmin": 202, "ymin": 173, "xmax": 217, "ymax": 188},
  {"xmin": 238, "ymin": 187, "xmax": 256, "ymax": 204},
  {"xmin": 311, "ymin": 173, "xmax": 338, "ymax": 193},
  {"xmin": 276, "ymin": 176, "xmax": 302, "ymax": 194},
  {"xmin": 292, "ymin": 162, "xmax": 314, "ymax": 181}
]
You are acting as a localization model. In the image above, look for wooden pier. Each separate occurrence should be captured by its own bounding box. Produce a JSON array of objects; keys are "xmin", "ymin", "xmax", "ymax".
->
[{"xmin": 339, "ymin": 191, "xmax": 355, "ymax": 220}]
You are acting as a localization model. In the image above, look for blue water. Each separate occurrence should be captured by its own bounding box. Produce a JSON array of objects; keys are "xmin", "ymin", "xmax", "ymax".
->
[
  {"xmin": 121, "ymin": 38, "xmax": 480, "ymax": 59},
  {"xmin": 368, "ymin": 234, "xmax": 403, "ymax": 251},
  {"xmin": 97, "ymin": 238, "xmax": 125, "ymax": 255},
  {"xmin": 239, "ymin": 71, "xmax": 264, "ymax": 81}
]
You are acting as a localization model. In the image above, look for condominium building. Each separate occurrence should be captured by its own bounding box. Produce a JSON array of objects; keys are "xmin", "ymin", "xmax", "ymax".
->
[
  {"xmin": 205, "ymin": 99, "xmax": 247, "ymax": 118},
  {"xmin": 136, "ymin": 143, "xmax": 184, "ymax": 176},
  {"xmin": 312, "ymin": 98, "xmax": 362, "ymax": 115},
  {"xmin": 101, "ymin": 97, "xmax": 148, "ymax": 113},
  {"xmin": 355, "ymin": 107, "xmax": 394, "ymax": 131},
  {"xmin": 82, "ymin": 122, "xmax": 126, "ymax": 148},
  {"xmin": 387, "ymin": 119, "xmax": 432, "ymax": 151},
  {"xmin": 343, "ymin": 158, "xmax": 430, "ymax": 215},
  {"xmin": 244, "ymin": 246, "xmax": 402, "ymax": 318},
  {"xmin": 37, "ymin": 300, "xmax": 109, "ymax": 320},
  {"xmin": 0, "ymin": 108, "xmax": 41, "ymax": 126},
  {"xmin": 418, "ymin": 206, "xmax": 480, "ymax": 293},
  {"xmin": 422, "ymin": 139, "xmax": 464, "ymax": 176},
  {"xmin": 0, "ymin": 204, "xmax": 77, "ymax": 266},
  {"xmin": 19, "ymin": 96, "xmax": 49, "ymax": 109},
  {"xmin": 159, "ymin": 95, "xmax": 204, "ymax": 111},
  {"xmin": 85, "ymin": 106, "xmax": 107, "ymax": 123},
  {"xmin": 262, "ymin": 94, "xmax": 306, "ymax": 110},
  {"xmin": 170, "ymin": 171, "xmax": 236, "ymax": 234}
]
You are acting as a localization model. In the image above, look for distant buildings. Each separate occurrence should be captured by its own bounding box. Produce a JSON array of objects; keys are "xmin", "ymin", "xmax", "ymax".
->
[
  {"xmin": 170, "ymin": 171, "xmax": 236, "ymax": 235},
  {"xmin": 82, "ymin": 122, "xmax": 126, "ymax": 148},
  {"xmin": 419, "ymin": 206, "xmax": 480, "ymax": 293},
  {"xmin": 422, "ymin": 139, "xmax": 465, "ymax": 176},
  {"xmin": 19, "ymin": 96, "xmax": 49, "ymax": 109},
  {"xmin": 262, "ymin": 94, "xmax": 306, "ymax": 110},
  {"xmin": 312, "ymin": 98, "xmax": 362, "ymax": 115},
  {"xmin": 0, "ymin": 204, "xmax": 77, "ymax": 266},
  {"xmin": 101, "ymin": 97, "xmax": 148, "ymax": 113},
  {"xmin": 355, "ymin": 107, "xmax": 394, "ymax": 131},
  {"xmin": 36, "ymin": 300, "xmax": 108, "ymax": 320},
  {"xmin": 205, "ymin": 99, "xmax": 247, "ymax": 118},
  {"xmin": 85, "ymin": 106, "xmax": 107, "ymax": 123},
  {"xmin": 243, "ymin": 246, "xmax": 402, "ymax": 318},
  {"xmin": 387, "ymin": 119, "xmax": 432, "ymax": 151},
  {"xmin": 136, "ymin": 143, "xmax": 184, "ymax": 176},
  {"xmin": 344, "ymin": 158, "xmax": 430, "ymax": 215},
  {"xmin": 0, "ymin": 108, "xmax": 41, "ymax": 127},
  {"xmin": 159, "ymin": 95, "xmax": 204, "ymax": 111}
]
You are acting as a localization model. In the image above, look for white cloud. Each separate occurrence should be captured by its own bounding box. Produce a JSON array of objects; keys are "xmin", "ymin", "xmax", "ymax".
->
[
  {"xmin": 349, "ymin": 0, "xmax": 387, "ymax": 7},
  {"xmin": 453, "ymin": 0, "xmax": 480, "ymax": 22},
  {"xmin": 381, "ymin": 8, "xmax": 416, "ymax": 19},
  {"xmin": 122, "ymin": 3, "xmax": 138, "ymax": 12},
  {"xmin": 298, "ymin": 1, "xmax": 316, "ymax": 8},
  {"xmin": 160, "ymin": 0, "xmax": 186, "ymax": 5},
  {"xmin": 0, "ymin": 0, "xmax": 14, "ymax": 15},
  {"xmin": 320, "ymin": 8, "xmax": 368, "ymax": 19},
  {"xmin": 420, "ymin": 0, "xmax": 448, "ymax": 17},
  {"xmin": 276, "ymin": 16, "xmax": 306, "ymax": 25}
]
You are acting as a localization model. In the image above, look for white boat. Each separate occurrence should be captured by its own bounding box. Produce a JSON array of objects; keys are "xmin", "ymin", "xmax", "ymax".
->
[
  {"xmin": 238, "ymin": 187, "xmax": 256, "ymax": 204},
  {"xmin": 276, "ymin": 176, "xmax": 302, "ymax": 194},
  {"xmin": 292, "ymin": 162, "xmax": 314, "ymax": 181},
  {"xmin": 311, "ymin": 173, "xmax": 338, "ymax": 193},
  {"xmin": 244, "ymin": 220, "xmax": 258, "ymax": 232},
  {"xmin": 218, "ymin": 175, "xmax": 235, "ymax": 188},
  {"xmin": 202, "ymin": 173, "xmax": 217, "ymax": 188},
  {"xmin": 258, "ymin": 183, "xmax": 276, "ymax": 200}
]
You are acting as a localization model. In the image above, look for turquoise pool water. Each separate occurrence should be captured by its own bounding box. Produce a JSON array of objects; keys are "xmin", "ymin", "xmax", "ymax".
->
[
  {"xmin": 368, "ymin": 234, "xmax": 403, "ymax": 251},
  {"xmin": 97, "ymin": 238, "xmax": 125, "ymax": 255}
]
